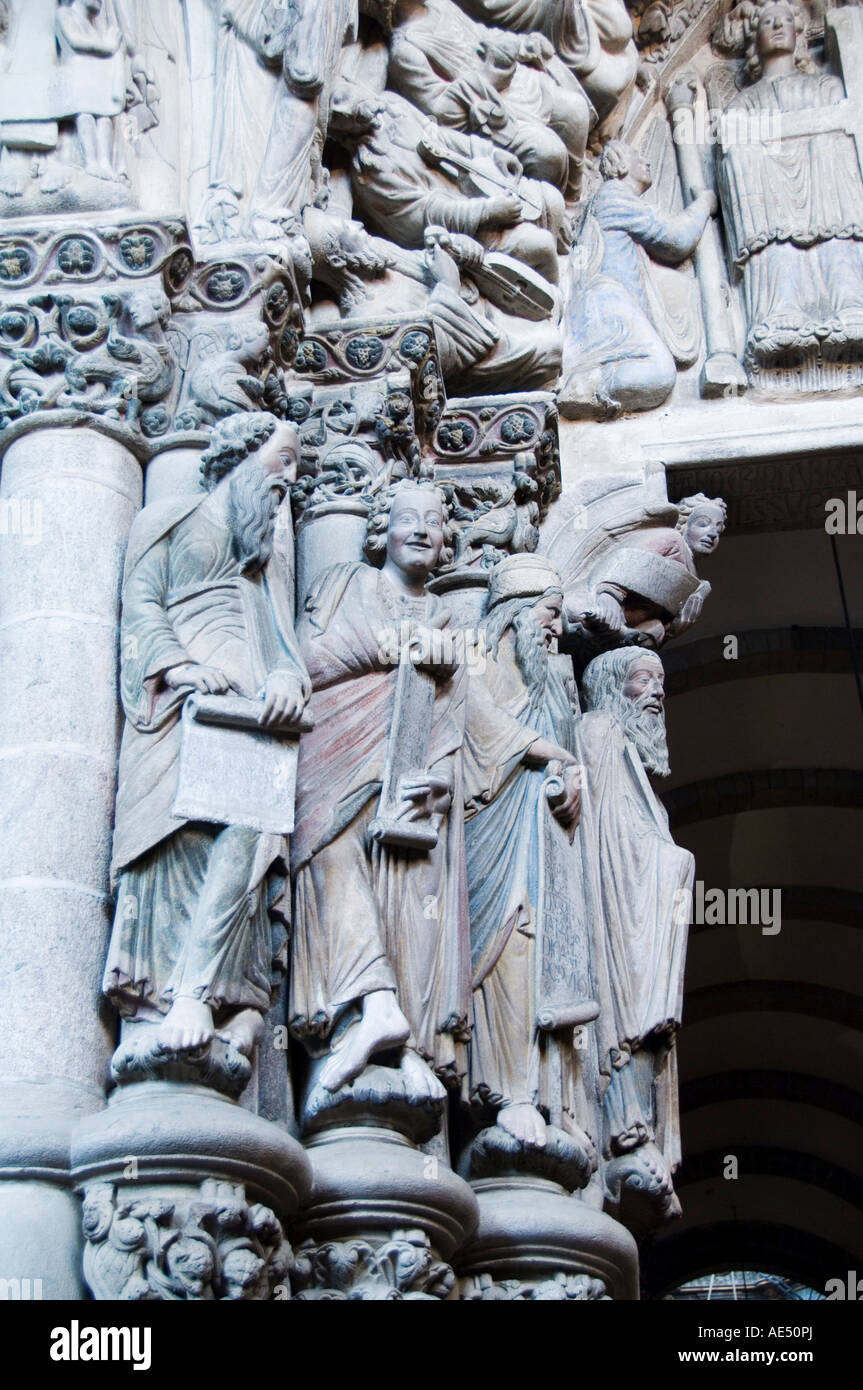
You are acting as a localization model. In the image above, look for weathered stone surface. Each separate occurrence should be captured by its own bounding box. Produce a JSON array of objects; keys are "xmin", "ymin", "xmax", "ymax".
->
[
  {"xmin": 293, "ymin": 1126, "xmax": 478, "ymax": 1300},
  {"xmin": 3, "ymin": 0, "xmax": 812, "ymax": 1307}
]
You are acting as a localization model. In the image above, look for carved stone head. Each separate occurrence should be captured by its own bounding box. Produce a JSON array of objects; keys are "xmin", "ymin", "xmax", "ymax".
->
[
  {"xmin": 484, "ymin": 555, "xmax": 564, "ymax": 702},
  {"xmin": 745, "ymin": 0, "xmax": 809, "ymax": 80},
  {"xmin": 581, "ymin": 647, "xmax": 670, "ymax": 776},
  {"xmin": 200, "ymin": 412, "xmax": 288, "ymax": 488},
  {"xmin": 675, "ymin": 493, "xmax": 727, "ymax": 556},
  {"xmin": 364, "ymin": 479, "xmax": 455, "ymax": 580},
  {"xmin": 126, "ymin": 287, "xmax": 171, "ymax": 332},
  {"xmin": 598, "ymin": 141, "xmax": 652, "ymax": 193}
]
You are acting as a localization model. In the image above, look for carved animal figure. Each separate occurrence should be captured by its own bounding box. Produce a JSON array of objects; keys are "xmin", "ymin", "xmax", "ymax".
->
[{"xmin": 60, "ymin": 288, "xmax": 173, "ymax": 421}]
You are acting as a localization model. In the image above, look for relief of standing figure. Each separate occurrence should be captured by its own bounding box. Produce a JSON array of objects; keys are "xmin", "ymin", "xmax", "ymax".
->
[{"xmin": 104, "ymin": 413, "xmax": 310, "ymax": 1073}]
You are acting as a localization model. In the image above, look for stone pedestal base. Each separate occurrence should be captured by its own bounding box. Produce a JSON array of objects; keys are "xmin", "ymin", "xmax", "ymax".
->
[
  {"xmin": 71, "ymin": 1082, "xmax": 311, "ymax": 1300},
  {"xmin": 292, "ymin": 1126, "xmax": 479, "ymax": 1300},
  {"xmin": 456, "ymin": 1178, "xmax": 639, "ymax": 1301},
  {"xmin": 0, "ymin": 1094, "xmax": 88, "ymax": 1299}
]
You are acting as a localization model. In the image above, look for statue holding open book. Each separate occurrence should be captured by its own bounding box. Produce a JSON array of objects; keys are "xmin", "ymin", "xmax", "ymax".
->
[{"xmin": 103, "ymin": 411, "xmax": 311, "ymax": 1085}]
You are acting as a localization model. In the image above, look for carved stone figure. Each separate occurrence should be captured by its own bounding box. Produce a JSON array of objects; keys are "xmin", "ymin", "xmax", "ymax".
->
[
  {"xmin": 666, "ymin": 491, "xmax": 727, "ymax": 635},
  {"xmin": 200, "ymin": 0, "xmax": 358, "ymax": 242},
  {"xmin": 329, "ymin": 87, "xmax": 563, "ymax": 389},
  {"xmin": 103, "ymin": 412, "xmax": 311, "ymax": 1073},
  {"xmin": 420, "ymin": 223, "xmax": 562, "ymax": 391},
  {"xmin": 338, "ymin": 87, "xmax": 567, "ymax": 279},
  {"xmin": 715, "ymin": 0, "xmax": 863, "ymax": 379},
  {"xmin": 462, "ymin": 555, "xmax": 594, "ymax": 1170},
  {"xmin": 0, "ymin": 0, "xmax": 149, "ymax": 209},
  {"xmin": 445, "ymin": 468, "xmax": 541, "ymax": 569},
  {"xmin": 58, "ymin": 287, "xmax": 173, "ymax": 424},
  {"xmin": 388, "ymin": 0, "xmax": 591, "ymax": 199},
  {"xmin": 460, "ymin": 0, "xmax": 638, "ymax": 132},
  {"xmin": 575, "ymin": 648, "xmax": 693, "ymax": 1227},
  {"xmin": 56, "ymin": 0, "xmax": 127, "ymax": 181},
  {"xmin": 559, "ymin": 139, "xmax": 716, "ymax": 417},
  {"xmin": 289, "ymin": 480, "xmax": 472, "ymax": 1116},
  {"xmin": 1, "ymin": 285, "xmax": 176, "ymax": 431},
  {"xmin": 183, "ymin": 315, "xmax": 275, "ymax": 426},
  {"xmin": 566, "ymin": 493, "xmax": 727, "ymax": 649}
]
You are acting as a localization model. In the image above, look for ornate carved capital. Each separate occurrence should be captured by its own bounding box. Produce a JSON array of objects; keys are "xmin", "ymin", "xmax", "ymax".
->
[{"xmin": 82, "ymin": 1179, "xmax": 291, "ymax": 1302}]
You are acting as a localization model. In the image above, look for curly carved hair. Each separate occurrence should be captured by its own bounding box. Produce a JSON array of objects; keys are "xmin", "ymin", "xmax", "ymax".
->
[
  {"xmin": 744, "ymin": 0, "xmax": 812, "ymax": 82},
  {"xmin": 199, "ymin": 411, "xmax": 281, "ymax": 487},
  {"xmin": 598, "ymin": 140, "xmax": 634, "ymax": 182},
  {"xmin": 363, "ymin": 479, "xmax": 456, "ymax": 570},
  {"xmin": 675, "ymin": 493, "xmax": 728, "ymax": 532}
]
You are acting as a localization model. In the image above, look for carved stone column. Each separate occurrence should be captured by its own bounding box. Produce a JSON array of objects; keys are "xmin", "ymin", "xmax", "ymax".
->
[
  {"xmin": 0, "ymin": 424, "xmax": 141, "ymax": 1297},
  {"xmin": 429, "ymin": 392, "xmax": 562, "ymax": 624},
  {"xmin": 665, "ymin": 74, "xmax": 748, "ymax": 401}
]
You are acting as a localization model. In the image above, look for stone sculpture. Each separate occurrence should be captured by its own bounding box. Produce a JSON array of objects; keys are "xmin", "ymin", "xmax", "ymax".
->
[
  {"xmin": 0, "ymin": 0, "xmax": 747, "ymax": 1303},
  {"xmin": 560, "ymin": 139, "xmax": 716, "ymax": 417},
  {"xmin": 564, "ymin": 490, "xmax": 727, "ymax": 649},
  {"xmin": 289, "ymin": 479, "xmax": 470, "ymax": 1118},
  {"xmin": 103, "ymin": 412, "xmax": 311, "ymax": 1077},
  {"xmin": 667, "ymin": 491, "xmax": 727, "ymax": 635},
  {"xmin": 715, "ymin": 0, "xmax": 863, "ymax": 383},
  {"xmin": 341, "ymin": 88, "xmax": 568, "ymax": 279},
  {"xmin": 82, "ymin": 1179, "xmax": 291, "ymax": 1302},
  {"xmin": 462, "ymin": 554, "xmax": 595, "ymax": 1178},
  {"xmin": 388, "ymin": 0, "xmax": 592, "ymax": 199},
  {"xmin": 0, "ymin": 0, "xmax": 151, "ymax": 211},
  {"xmin": 576, "ymin": 647, "xmax": 693, "ymax": 1228},
  {"xmin": 460, "ymin": 0, "xmax": 638, "ymax": 133},
  {"xmin": 330, "ymin": 86, "xmax": 564, "ymax": 390},
  {"xmin": 199, "ymin": 0, "xmax": 359, "ymax": 243}
]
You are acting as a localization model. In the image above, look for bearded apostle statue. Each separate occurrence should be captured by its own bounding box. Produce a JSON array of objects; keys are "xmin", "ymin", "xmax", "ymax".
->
[
  {"xmin": 576, "ymin": 647, "xmax": 693, "ymax": 1228},
  {"xmin": 461, "ymin": 554, "xmax": 596, "ymax": 1186},
  {"xmin": 103, "ymin": 412, "xmax": 311, "ymax": 1083}
]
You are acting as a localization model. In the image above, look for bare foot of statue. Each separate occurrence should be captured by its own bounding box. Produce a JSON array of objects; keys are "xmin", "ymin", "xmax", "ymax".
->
[
  {"xmin": 399, "ymin": 1047, "xmax": 447, "ymax": 1104},
  {"xmin": 158, "ymin": 996, "xmax": 214, "ymax": 1054},
  {"xmin": 319, "ymin": 989, "xmax": 411, "ymax": 1093},
  {"xmin": 217, "ymin": 1007, "xmax": 263, "ymax": 1058},
  {"xmin": 498, "ymin": 1101, "xmax": 548, "ymax": 1150}
]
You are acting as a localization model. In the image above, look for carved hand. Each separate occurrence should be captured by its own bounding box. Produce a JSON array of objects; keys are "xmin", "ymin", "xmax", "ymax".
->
[
  {"xmin": 553, "ymin": 764, "xmax": 583, "ymax": 839},
  {"xmin": 409, "ymin": 620, "xmax": 459, "ymax": 681},
  {"xmin": 517, "ymin": 33, "xmax": 553, "ymax": 69},
  {"xmin": 579, "ymin": 588, "xmax": 625, "ymax": 634},
  {"xmin": 257, "ymin": 671, "xmax": 307, "ymax": 728},
  {"xmin": 480, "ymin": 193, "xmax": 524, "ymax": 229},
  {"xmin": 164, "ymin": 663, "xmax": 234, "ymax": 695},
  {"xmin": 394, "ymin": 773, "xmax": 453, "ymax": 827}
]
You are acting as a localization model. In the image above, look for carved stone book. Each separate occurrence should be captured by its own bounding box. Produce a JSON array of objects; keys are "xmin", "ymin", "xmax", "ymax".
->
[{"xmin": 173, "ymin": 694, "xmax": 312, "ymax": 835}]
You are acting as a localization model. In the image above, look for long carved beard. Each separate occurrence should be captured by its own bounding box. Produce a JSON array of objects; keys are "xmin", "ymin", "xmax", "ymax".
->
[
  {"xmin": 229, "ymin": 458, "xmax": 280, "ymax": 574},
  {"xmin": 513, "ymin": 608, "xmax": 549, "ymax": 709},
  {"xmin": 623, "ymin": 701, "xmax": 670, "ymax": 778}
]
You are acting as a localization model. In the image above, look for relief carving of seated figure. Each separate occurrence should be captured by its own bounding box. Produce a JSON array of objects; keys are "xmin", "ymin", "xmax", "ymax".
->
[
  {"xmin": 460, "ymin": 0, "xmax": 638, "ymax": 133},
  {"xmin": 325, "ymin": 84, "xmax": 564, "ymax": 391},
  {"xmin": 388, "ymin": 0, "xmax": 591, "ymax": 200},
  {"xmin": 333, "ymin": 84, "xmax": 568, "ymax": 283}
]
